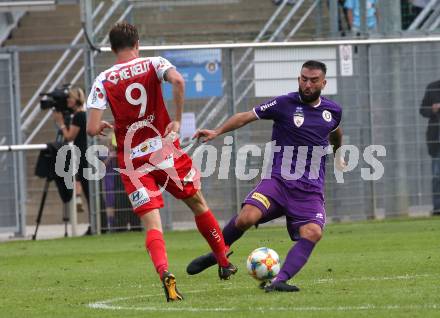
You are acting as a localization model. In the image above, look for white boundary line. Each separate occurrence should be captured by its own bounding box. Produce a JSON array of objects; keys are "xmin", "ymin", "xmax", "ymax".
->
[
  {"xmin": 87, "ymin": 274, "xmax": 440, "ymax": 312},
  {"xmin": 29, "ymin": 273, "xmax": 435, "ymax": 293},
  {"xmin": 89, "ymin": 296, "xmax": 440, "ymax": 313}
]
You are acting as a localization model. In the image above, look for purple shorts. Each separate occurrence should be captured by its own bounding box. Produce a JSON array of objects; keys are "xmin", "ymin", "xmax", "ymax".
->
[{"xmin": 243, "ymin": 177, "xmax": 326, "ymax": 241}]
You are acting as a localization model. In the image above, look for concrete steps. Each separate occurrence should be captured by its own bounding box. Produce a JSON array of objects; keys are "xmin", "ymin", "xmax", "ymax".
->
[
  {"xmin": 132, "ymin": 0, "xmax": 278, "ymax": 43},
  {"xmin": 6, "ymin": 6, "xmax": 80, "ymax": 45},
  {"xmin": 130, "ymin": 0, "xmax": 321, "ymax": 44}
]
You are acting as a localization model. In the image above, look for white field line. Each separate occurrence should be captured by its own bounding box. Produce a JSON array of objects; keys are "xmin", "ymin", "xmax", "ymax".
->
[
  {"xmin": 256, "ymin": 304, "xmax": 440, "ymax": 312},
  {"xmin": 88, "ymin": 296, "xmax": 440, "ymax": 312},
  {"xmin": 87, "ymin": 273, "xmax": 440, "ymax": 312},
  {"xmin": 89, "ymin": 291, "xmax": 235, "ymax": 312},
  {"xmin": 30, "ymin": 273, "xmax": 437, "ymax": 293}
]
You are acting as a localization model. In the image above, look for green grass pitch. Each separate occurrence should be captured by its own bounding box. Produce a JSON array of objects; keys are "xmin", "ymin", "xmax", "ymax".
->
[{"xmin": 1, "ymin": 217, "xmax": 439, "ymax": 318}]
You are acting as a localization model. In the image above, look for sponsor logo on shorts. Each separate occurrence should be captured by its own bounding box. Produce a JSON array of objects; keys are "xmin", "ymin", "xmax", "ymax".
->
[
  {"xmin": 130, "ymin": 137, "xmax": 163, "ymax": 159},
  {"xmin": 316, "ymin": 212, "xmax": 324, "ymax": 219},
  {"xmin": 251, "ymin": 192, "xmax": 270, "ymax": 209},
  {"xmin": 129, "ymin": 187, "xmax": 150, "ymax": 209}
]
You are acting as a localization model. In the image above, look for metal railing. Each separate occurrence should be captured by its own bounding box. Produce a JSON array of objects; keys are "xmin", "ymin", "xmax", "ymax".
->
[
  {"xmin": 4, "ymin": 35, "xmax": 440, "ymax": 236},
  {"xmin": 408, "ymin": 0, "xmax": 440, "ymax": 31},
  {"xmin": 21, "ymin": 1, "xmax": 105, "ymax": 128},
  {"xmin": 197, "ymin": 0, "xmax": 319, "ymax": 130},
  {"xmin": 0, "ymin": 1, "xmax": 55, "ymax": 11},
  {"xmin": 20, "ymin": 0, "xmax": 317, "ymax": 137},
  {"xmin": 0, "ymin": 11, "xmax": 26, "ymax": 45},
  {"xmin": 94, "ymin": 36, "xmax": 440, "ymax": 229},
  {"xmin": 24, "ymin": 2, "xmax": 134, "ymax": 145},
  {"xmin": 128, "ymin": 0, "xmax": 240, "ymax": 7},
  {"xmin": 21, "ymin": 0, "xmax": 130, "ymax": 138}
]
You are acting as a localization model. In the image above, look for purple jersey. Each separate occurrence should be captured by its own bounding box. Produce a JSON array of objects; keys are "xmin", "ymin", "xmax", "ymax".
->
[{"xmin": 253, "ymin": 92, "xmax": 342, "ymax": 198}]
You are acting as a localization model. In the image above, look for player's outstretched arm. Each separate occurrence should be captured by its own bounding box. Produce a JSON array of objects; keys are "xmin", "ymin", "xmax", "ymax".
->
[
  {"xmin": 87, "ymin": 108, "xmax": 113, "ymax": 137},
  {"xmin": 194, "ymin": 111, "xmax": 258, "ymax": 143},
  {"xmin": 164, "ymin": 68, "xmax": 185, "ymax": 137}
]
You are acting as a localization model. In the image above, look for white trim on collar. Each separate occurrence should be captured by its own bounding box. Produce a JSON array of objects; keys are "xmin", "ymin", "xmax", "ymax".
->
[{"xmin": 298, "ymin": 94, "xmax": 322, "ymax": 108}]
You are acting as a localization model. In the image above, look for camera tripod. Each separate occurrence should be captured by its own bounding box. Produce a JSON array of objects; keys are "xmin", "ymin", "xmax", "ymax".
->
[
  {"xmin": 32, "ymin": 178, "xmax": 71, "ymax": 240},
  {"xmin": 32, "ymin": 119, "xmax": 73, "ymax": 240}
]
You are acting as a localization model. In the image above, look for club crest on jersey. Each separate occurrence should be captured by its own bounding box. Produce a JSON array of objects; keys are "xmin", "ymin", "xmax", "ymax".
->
[
  {"xmin": 322, "ymin": 110, "xmax": 332, "ymax": 122},
  {"xmin": 293, "ymin": 107, "xmax": 304, "ymax": 128},
  {"xmin": 95, "ymin": 87, "xmax": 104, "ymax": 99},
  {"xmin": 107, "ymin": 71, "xmax": 119, "ymax": 85}
]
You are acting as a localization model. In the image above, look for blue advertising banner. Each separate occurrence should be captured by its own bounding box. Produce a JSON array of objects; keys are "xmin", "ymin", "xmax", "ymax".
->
[{"xmin": 162, "ymin": 49, "xmax": 222, "ymax": 100}]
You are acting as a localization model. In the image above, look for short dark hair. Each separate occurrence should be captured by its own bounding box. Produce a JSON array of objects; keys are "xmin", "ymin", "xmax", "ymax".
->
[
  {"xmin": 109, "ymin": 22, "xmax": 139, "ymax": 52},
  {"xmin": 302, "ymin": 60, "xmax": 327, "ymax": 75}
]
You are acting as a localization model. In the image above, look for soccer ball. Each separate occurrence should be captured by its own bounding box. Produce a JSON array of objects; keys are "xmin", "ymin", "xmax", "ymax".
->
[{"xmin": 246, "ymin": 247, "xmax": 280, "ymax": 281}]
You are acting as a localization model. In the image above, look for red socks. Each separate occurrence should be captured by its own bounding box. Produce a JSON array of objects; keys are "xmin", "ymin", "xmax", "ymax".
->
[
  {"xmin": 195, "ymin": 210, "xmax": 229, "ymax": 267},
  {"xmin": 145, "ymin": 229, "xmax": 168, "ymax": 279},
  {"xmin": 146, "ymin": 211, "xmax": 228, "ymax": 277}
]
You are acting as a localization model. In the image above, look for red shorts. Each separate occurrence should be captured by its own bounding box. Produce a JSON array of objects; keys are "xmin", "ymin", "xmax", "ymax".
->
[{"xmin": 120, "ymin": 149, "xmax": 201, "ymax": 216}]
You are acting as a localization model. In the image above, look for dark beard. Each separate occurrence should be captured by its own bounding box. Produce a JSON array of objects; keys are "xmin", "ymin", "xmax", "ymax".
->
[{"xmin": 299, "ymin": 87, "xmax": 321, "ymax": 104}]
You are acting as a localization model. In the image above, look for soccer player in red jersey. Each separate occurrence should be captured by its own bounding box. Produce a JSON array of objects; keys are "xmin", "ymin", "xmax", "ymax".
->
[{"xmin": 86, "ymin": 22, "xmax": 236, "ymax": 302}]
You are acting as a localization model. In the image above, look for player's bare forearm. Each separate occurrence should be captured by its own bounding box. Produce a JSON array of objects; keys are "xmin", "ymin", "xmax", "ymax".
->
[
  {"xmin": 329, "ymin": 127, "xmax": 343, "ymax": 155},
  {"xmin": 87, "ymin": 108, "xmax": 112, "ymax": 136},
  {"xmin": 172, "ymin": 81, "xmax": 184, "ymax": 123},
  {"xmin": 215, "ymin": 111, "xmax": 258, "ymax": 135},
  {"xmin": 166, "ymin": 68, "xmax": 185, "ymax": 124},
  {"xmin": 87, "ymin": 109, "xmax": 103, "ymax": 136}
]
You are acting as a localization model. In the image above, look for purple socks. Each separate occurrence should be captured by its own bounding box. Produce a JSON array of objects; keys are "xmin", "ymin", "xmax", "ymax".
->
[
  {"xmin": 222, "ymin": 215, "xmax": 244, "ymax": 247},
  {"xmin": 219, "ymin": 215, "xmax": 316, "ymax": 283},
  {"xmin": 275, "ymin": 238, "xmax": 316, "ymax": 282}
]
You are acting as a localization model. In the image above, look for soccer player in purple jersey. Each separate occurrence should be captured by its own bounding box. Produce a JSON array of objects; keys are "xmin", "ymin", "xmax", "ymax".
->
[{"xmin": 187, "ymin": 60, "xmax": 345, "ymax": 292}]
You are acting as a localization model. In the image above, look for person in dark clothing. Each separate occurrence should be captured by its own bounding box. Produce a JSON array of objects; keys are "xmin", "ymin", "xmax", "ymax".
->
[
  {"xmin": 419, "ymin": 80, "xmax": 440, "ymax": 216},
  {"xmin": 52, "ymin": 86, "xmax": 91, "ymax": 221}
]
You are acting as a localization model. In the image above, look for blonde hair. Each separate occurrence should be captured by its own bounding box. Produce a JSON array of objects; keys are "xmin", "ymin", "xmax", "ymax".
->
[{"xmin": 69, "ymin": 87, "xmax": 85, "ymax": 107}]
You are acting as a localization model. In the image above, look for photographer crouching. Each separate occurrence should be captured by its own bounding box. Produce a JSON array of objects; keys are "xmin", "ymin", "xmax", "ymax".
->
[{"xmin": 51, "ymin": 86, "xmax": 92, "ymax": 235}]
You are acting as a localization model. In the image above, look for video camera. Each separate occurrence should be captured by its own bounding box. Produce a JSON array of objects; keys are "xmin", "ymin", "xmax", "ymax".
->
[{"xmin": 40, "ymin": 84, "xmax": 72, "ymax": 114}]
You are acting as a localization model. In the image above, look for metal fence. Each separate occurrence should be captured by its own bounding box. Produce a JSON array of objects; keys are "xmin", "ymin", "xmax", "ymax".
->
[
  {"xmin": 1, "ymin": 37, "xmax": 439, "ymax": 237},
  {"xmin": 0, "ymin": 53, "xmax": 24, "ymax": 234},
  {"xmin": 86, "ymin": 38, "xmax": 440, "ymax": 233}
]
